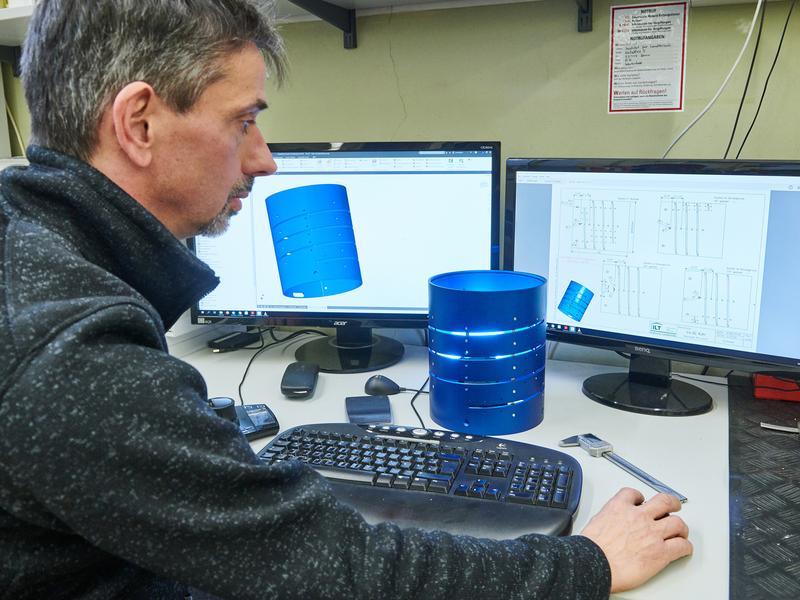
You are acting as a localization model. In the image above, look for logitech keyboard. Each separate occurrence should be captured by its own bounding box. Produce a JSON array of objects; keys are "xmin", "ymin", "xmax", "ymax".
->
[{"xmin": 257, "ymin": 422, "xmax": 582, "ymax": 539}]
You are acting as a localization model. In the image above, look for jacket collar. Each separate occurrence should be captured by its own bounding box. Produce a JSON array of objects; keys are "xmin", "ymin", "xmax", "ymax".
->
[{"xmin": 0, "ymin": 145, "xmax": 219, "ymax": 329}]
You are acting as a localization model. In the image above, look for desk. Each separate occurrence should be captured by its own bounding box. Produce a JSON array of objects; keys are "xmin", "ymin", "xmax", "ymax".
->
[{"xmin": 183, "ymin": 341, "xmax": 730, "ymax": 600}]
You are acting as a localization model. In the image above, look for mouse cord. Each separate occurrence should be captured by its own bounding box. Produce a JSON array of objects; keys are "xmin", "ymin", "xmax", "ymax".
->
[{"xmin": 409, "ymin": 377, "xmax": 430, "ymax": 429}]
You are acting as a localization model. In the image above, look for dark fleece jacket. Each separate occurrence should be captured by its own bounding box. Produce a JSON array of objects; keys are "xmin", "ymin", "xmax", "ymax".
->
[{"xmin": 0, "ymin": 146, "xmax": 611, "ymax": 599}]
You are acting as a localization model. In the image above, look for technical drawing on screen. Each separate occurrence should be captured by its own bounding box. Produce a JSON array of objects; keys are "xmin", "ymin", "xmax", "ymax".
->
[{"xmin": 505, "ymin": 158, "xmax": 800, "ymax": 416}]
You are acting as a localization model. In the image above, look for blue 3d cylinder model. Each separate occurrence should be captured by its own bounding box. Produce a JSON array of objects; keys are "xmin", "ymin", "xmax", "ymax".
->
[
  {"xmin": 428, "ymin": 270, "xmax": 547, "ymax": 435},
  {"xmin": 557, "ymin": 280, "xmax": 594, "ymax": 322},
  {"xmin": 266, "ymin": 184, "xmax": 362, "ymax": 298}
]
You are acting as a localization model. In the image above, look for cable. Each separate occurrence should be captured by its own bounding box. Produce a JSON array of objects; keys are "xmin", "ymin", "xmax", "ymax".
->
[
  {"xmin": 4, "ymin": 103, "xmax": 25, "ymax": 156},
  {"xmin": 723, "ymin": 3, "xmax": 766, "ymax": 158},
  {"xmin": 661, "ymin": 0, "xmax": 765, "ymax": 159},
  {"xmin": 409, "ymin": 377, "xmax": 430, "ymax": 429},
  {"xmin": 673, "ymin": 373, "xmax": 730, "ymax": 387},
  {"xmin": 237, "ymin": 329, "xmax": 327, "ymax": 404},
  {"xmin": 735, "ymin": 0, "xmax": 797, "ymax": 158}
]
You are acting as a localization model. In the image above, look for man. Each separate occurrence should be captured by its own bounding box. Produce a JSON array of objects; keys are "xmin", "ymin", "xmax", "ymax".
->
[{"xmin": 0, "ymin": 1, "xmax": 691, "ymax": 598}]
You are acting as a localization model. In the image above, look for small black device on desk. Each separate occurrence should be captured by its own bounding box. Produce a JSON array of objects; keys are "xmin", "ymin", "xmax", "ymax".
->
[
  {"xmin": 207, "ymin": 397, "xmax": 279, "ymax": 441},
  {"xmin": 280, "ymin": 361, "xmax": 319, "ymax": 399},
  {"xmin": 258, "ymin": 422, "xmax": 582, "ymax": 538}
]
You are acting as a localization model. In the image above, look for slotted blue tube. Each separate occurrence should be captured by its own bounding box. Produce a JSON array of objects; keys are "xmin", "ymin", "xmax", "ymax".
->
[
  {"xmin": 266, "ymin": 184, "xmax": 362, "ymax": 298},
  {"xmin": 557, "ymin": 280, "xmax": 594, "ymax": 322},
  {"xmin": 428, "ymin": 270, "xmax": 547, "ymax": 435}
]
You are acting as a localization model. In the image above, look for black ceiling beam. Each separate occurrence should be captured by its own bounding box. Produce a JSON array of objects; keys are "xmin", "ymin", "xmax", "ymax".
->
[
  {"xmin": 575, "ymin": 0, "xmax": 593, "ymax": 32},
  {"xmin": 288, "ymin": 0, "xmax": 357, "ymax": 49}
]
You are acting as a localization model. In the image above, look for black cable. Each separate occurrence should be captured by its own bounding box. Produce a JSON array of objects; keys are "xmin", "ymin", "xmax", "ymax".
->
[
  {"xmin": 673, "ymin": 373, "xmax": 730, "ymax": 387},
  {"xmin": 736, "ymin": 0, "xmax": 797, "ymax": 158},
  {"xmin": 237, "ymin": 329, "xmax": 327, "ymax": 404},
  {"xmin": 701, "ymin": 365, "xmax": 710, "ymax": 376},
  {"xmin": 241, "ymin": 327, "xmax": 269, "ymax": 350},
  {"xmin": 724, "ymin": 1, "xmax": 766, "ymax": 159},
  {"xmin": 409, "ymin": 377, "xmax": 430, "ymax": 429},
  {"xmin": 675, "ymin": 373, "xmax": 800, "ymax": 391}
]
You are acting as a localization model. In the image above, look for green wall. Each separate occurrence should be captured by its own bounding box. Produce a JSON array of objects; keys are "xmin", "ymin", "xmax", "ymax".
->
[
  {"xmin": 5, "ymin": 0, "xmax": 799, "ymax": 161},
  {"xmin": 260, "ymin": 0, "xmax": 799, "ymax": 160}
]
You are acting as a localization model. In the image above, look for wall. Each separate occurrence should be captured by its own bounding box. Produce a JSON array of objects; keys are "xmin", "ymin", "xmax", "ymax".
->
[
  {"xmin": 260, "ymin": 0, "xmax": 799, "ymax": 161},
  {"xmin": 5, "ymin": 1, "xmax": 798, "ymax": 160}
]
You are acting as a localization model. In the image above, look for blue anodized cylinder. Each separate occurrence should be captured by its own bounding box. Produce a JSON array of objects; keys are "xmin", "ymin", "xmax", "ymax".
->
[
  {"xmin": 266, "ymin": 184, "xmax": 362, "ymax": 298},
  {"xmin": 428, "ymin": 270, "xmax": 547, "ymax": 435},
  {"xmin": 557, "ymin": 280, "xmax": 594, "ymax": 322}
]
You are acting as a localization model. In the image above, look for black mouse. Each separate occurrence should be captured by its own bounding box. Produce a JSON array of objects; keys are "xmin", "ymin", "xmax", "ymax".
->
[
  {"xmin": 207, "ymin": 396, "xmax": 239, "ymax": 424},
  {"xmin": 364, "ymin": 374, "xmax": 402, "ymax": 396}
]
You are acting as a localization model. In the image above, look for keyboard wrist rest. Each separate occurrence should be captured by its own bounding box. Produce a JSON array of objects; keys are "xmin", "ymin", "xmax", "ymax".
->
[{"xmin": 327, "ymin": 480, "xmax": 573, "ymax": 539}]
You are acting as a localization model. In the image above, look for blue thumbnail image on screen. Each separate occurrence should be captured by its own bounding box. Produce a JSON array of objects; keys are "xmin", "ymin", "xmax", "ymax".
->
[
  {"xmin": 266, "ymin": 184, "xmax": 362, "ymax": 299},
  {"xmin": 557, "ymin": 280, "xmax": 594, "ymax": 322}
]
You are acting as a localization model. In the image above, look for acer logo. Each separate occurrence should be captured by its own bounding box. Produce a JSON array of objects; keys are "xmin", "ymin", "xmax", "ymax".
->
[
  {"xmin": 633, "ymin": 346, "xmax": 651, "ymax": 354},
  {"xmin": 333, "ymin": 321, "xmax": 348, "ymax": 326}
]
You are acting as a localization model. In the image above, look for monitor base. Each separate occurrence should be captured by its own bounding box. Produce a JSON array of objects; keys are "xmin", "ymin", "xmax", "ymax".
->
[
  {"xmin": 582, "ymin": 372, "xmax": 713, "ymax": 416},
  {"xmin": 295, "ymin": 330, "xmax": 404, "ymax": 374}
]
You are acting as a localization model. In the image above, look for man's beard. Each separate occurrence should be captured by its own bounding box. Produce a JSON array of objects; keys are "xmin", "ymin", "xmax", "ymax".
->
[{"xmin": 197, "ymin": 176, "xmax": 254, "ymax": 237}]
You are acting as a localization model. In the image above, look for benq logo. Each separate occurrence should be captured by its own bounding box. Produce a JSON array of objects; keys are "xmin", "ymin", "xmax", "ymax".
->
[
  {"xmin": 333, "ymin": 321, "xmax": 348, "ymax": 326},
  {"xmin": 633, "ymin": 346, "xmax": 651, "ymax": 354}
]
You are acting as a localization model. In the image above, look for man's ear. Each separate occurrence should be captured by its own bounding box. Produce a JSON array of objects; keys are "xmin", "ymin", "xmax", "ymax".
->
[{"xmin": 110, "ymin": 81, "xmax": 158, "ymax": 168}]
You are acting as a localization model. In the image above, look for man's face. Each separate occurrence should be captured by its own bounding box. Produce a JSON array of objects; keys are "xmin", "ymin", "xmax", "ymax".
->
[{"xmin": 151, "ymin": 43, "xmax": 276, "ymax": 239}]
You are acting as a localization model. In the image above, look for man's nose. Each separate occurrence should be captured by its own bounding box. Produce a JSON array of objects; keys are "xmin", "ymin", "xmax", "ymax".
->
[{"xmin": 244, "ymin": 129, "xmax": 277, "ymax": 177}]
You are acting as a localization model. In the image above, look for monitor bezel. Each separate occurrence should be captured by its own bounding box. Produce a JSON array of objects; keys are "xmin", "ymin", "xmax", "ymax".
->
[
  {"xmin": 189, "ymin": 140, "xmax": 501, "ymax": 330},
  {"xmin": 503, "ymin": 157, "xmax": 800, "ymax": 374}
]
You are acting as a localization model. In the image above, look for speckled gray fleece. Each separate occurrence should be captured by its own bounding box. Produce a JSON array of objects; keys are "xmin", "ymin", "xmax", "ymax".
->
[{"xmin": 0, "ymin": 146, "xmax": 611, "ymax": 599}]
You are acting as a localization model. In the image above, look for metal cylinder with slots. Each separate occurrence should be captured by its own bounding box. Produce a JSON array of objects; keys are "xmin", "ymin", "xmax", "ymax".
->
[{"xmin": 428, "ymin": 270, "xmax": 547, "ymax": 435}]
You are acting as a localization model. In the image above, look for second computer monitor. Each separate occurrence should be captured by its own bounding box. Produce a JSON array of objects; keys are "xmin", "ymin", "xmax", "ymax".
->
[{"xmin": 505, "ymin": 158, "xmax": 800, "ymax": 415}]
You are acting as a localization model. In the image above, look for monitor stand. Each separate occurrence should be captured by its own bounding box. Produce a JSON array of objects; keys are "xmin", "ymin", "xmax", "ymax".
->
[
  {"xmin": 581, "ymin": 355, "xmax": 713, "ymax": 416},
  {"xmin": 295, "ymin": 326, "xmax": 405, "ymax": 374}
]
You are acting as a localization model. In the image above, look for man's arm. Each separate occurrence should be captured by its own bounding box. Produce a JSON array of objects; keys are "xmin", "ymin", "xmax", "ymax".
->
[{"xmin": 2, "ymin": 303, "xmax": 612, "ymax": 599}]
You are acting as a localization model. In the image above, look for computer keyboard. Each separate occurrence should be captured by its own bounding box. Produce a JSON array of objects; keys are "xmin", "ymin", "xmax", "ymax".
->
[{"xmin": 257, "ymin": 422, "xmax": 583, "ymax": 539}]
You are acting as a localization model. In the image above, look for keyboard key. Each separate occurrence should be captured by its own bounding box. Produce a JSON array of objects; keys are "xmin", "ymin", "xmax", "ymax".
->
[
  {"xmin": 392, "ymin": 476, "xmax": 411, "ymax": 489},
  {"xmin": 507, "ymin": 491, "xmax": 533, "ymax": 504},
  {"xmin": 467, "ymin": 486, "xmax": 485, "ymax": 498},
  {"xmin": 410, "ymin": 478, "xmax": 429, "ymax": 491},
  {"xmin": 439, "ymin": 461, "xmax": 459, "ymax": 475},
  {"xmin": 313, "ymin": 467, "xmax": 376, "ymax": 485},
  {"xmin": 428, "ymin": 481, "xmax": 449, "ymax": 494},
  {"xmin": 485, "ymin": 486, "xmax": 502, "ymax": 501},
  {"xmin": 438, "ymin": 453, "xmax": 462, "ymax": 462},
  {"xmin": 375, "ymin": 474, "xmax": 394, "ymax": 487}
]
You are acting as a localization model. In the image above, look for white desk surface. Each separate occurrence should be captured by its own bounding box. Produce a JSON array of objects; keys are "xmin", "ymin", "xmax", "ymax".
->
[{"xmin": 183, "ymin": 341, "xmax": 730, "ymax": 600}]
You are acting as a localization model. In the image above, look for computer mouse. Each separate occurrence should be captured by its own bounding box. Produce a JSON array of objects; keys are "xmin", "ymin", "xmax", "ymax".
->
[
  {"xmin": 207, "ymin": 396, "xmax": 239, "ymax": 424},
  {"xmin": 364, "ymin": 374, "xmax": 402, "ymax": 396}
]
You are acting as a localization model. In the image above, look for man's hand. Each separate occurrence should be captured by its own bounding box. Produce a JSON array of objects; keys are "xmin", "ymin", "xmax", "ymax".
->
[{"xmin": 579, "ymin": 487, "xmax": 692, "ymax": 593}]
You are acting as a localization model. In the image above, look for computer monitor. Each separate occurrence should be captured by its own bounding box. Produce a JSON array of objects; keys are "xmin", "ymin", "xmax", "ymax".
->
[
  {"xmin": 190, "ymin": 141, "xmax": 500, "ymax": 373},
  {"xmin": 504, "ymin": 158, "xmax": 800, "ymax": 416}
]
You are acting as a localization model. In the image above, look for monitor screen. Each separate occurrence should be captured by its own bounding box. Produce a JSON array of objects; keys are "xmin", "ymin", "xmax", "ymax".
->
[
  {"xmin": 504, "ymin": 158, "xmax": 800, "ymax": 415},
  {"xmin": 191, "ymin": 141, "xmax": 500, "ymax": 372}
]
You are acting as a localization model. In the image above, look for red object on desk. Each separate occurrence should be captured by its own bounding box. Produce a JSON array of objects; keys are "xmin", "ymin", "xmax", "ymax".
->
[{"xmin": 752, "ymin": 373, "xmax": 800, "ymax": 402}]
